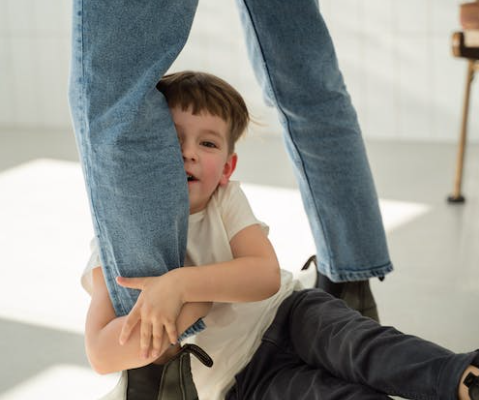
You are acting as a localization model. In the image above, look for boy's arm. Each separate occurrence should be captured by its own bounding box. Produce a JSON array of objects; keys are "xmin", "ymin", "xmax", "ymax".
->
[
  {"xmin": 179, "ymin": 223, "xmax": 281, "ymax": 303},
  {"xmin": 86, "ymin": 267, "xmax": 212, "ymax": 374},
  {"xmin": 117, "ymin": 223, "xmax": 280, "ymax": 353}
]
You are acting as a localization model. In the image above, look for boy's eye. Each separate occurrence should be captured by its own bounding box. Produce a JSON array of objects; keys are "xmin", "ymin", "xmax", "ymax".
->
[{"xmin": 201, "ymin": 141, "xmax": 217, "ymax": 149}]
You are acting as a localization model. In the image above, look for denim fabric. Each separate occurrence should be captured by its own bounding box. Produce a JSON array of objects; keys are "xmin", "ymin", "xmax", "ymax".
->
[
  {"xmin": 69, "ymin": 0, "xmax": 392, "ymax": 328},
  {"xmin": 68, "ymin": 0, "xmax": 201, "ymax": 326},
  {"xmin": 227, "ymin": 290, "xmax": 479, "ymax": 400},
  {"xmin": 236, "ymin": 0, "xmax": 393, "ymax": 281}
]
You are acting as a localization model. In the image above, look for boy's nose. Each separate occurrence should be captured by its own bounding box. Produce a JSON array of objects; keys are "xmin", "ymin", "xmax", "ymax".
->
[{"xmin": 181, "ymin": 143, "xmax": 197, "ymax": 161}]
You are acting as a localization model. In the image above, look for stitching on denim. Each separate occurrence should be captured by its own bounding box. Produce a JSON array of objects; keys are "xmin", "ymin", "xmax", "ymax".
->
[
  {"xmin": 72, "ymin": 0, "xmax": 124, "ymax": 314},
  {"xmin": 328, "ymin": 261, "xmax": 394, "ymax": 276},
  {"xmin": 78, "ymin": 0, "xmax": 126, "ymax": 316}
]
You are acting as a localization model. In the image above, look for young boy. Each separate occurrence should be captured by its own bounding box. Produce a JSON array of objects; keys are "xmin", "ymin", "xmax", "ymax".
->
[{"xmin": 82, "ymin": 71, "xmax": 479, "ymax": 400}]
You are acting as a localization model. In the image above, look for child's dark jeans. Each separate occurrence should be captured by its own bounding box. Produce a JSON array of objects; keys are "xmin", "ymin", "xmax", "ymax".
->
[{"xmin": 227, "ymin": 289, "xmax": 479, "ymax": 400}]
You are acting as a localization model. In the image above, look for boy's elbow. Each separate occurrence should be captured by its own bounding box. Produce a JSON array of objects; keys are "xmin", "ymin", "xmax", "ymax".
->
[
  {"xmin": 85, "ymin": 336, "xmax": 114, "ymax": 375},
  {"xmin": 91, "ymin": 362, "xmax": 111, "ymax": 376},
  {"xmin": 88, "ymin": 350, "xmax": 113, "ymax": 375},
  {"xmin": 272, "ymin": 267, "xmax": 281, "ymax": 294},
  {"xmin": 266, "ymin": 261, "xmax": 281, "ymax": 298}
]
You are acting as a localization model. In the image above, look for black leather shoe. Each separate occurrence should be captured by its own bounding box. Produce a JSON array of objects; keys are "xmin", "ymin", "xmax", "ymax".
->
[
  {"xmin": 464, "ymin": 372, "xmax": 479, "ymax": 400},
  {"xmin": 127, "ymin": 363, "xmax": 165, "ymax": 400},
  {"xmin": 102, "ymin": 344, "xmax": 213, "ymax": 400},
  {"xmin": 301, "ymin": 255, "xmax": 380, "ymax": 322},
  {"xmin": 153, "ymin": 344, "xmax": 213, "ymax": 400}
]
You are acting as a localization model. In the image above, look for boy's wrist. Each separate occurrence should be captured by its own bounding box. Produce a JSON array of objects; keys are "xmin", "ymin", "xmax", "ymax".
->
[{"xmin": 170, "ymin": 267, "xmax": 189, "ymax": 303}]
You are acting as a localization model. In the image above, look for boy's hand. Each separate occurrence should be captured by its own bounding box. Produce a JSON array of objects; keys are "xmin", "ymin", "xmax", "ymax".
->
[{"xmin": 116, "ymin": 273, "xmax": 184, "ymax": 359}]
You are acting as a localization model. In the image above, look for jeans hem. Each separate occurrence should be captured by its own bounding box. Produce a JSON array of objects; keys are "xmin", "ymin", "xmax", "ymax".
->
[{"xmin": 320, "ymin": 261, "xmax": 394, "ymax": 282}]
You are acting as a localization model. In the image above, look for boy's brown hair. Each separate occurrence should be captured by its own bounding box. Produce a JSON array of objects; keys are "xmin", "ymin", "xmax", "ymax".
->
[{"xmin": 157, "ymin": 71, "xmax": 249, "ymax": 153}]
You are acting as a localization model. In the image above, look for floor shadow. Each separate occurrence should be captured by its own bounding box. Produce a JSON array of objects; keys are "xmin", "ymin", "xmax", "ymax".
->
[
  {"xmin": 0, "ymin": 317, "xmax": 89, "ymax": 394},
  {"xmin": 0, "ymin": 129, "xmax": 79, "ymax": 173}
]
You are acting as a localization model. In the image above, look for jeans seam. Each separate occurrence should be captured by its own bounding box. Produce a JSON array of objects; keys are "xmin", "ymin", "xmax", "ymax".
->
[
  {"xmin": 76, "ymin": 0, "xmax": 125, "ymax": 316},
  {"xmin": 240, "ymin": 0, "xmax": 333, "ymax": 267}
]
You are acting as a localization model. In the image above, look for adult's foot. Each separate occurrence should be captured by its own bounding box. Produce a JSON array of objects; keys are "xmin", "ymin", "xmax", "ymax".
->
[{"xmin": 301, "ymin": 255, "xmax": 380, "ymax": 322}]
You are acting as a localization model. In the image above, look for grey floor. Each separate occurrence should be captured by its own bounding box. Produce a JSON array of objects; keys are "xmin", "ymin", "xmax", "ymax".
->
[{"xmin": 0, "ymin": 129, "xmax": 478, "ymax": 398}]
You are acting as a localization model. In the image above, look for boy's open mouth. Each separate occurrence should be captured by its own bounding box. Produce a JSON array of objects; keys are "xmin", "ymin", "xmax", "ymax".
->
[{"xmin": 186, "ymin": 172, "xmax": 199, "ymax": 182}]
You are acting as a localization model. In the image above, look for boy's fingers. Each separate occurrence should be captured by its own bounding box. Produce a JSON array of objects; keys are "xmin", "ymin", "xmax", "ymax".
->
[
  {"xmin": 165, "ymin": 322, "xmax": 178, "ymax": 346},
  {"xmin": 116, "ymin": 276, "xmax": 147, "ymax": 290},
  {"xmin": 119, "ymin": 307, "xmax": 140, "ymax": 345},
  {"xmin": 140, "ymin": 321, "xmax": 152, "ymax": 359},
  {"xmin": 151, "ymin": 324, "xmax": 163, "ymax": 359}
]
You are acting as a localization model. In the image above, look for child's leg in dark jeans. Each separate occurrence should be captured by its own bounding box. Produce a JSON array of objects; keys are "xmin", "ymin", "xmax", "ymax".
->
[
  {"xmin": 228, "ymin": 289, "xmax": 479, "ymax": 400},
  {"xmin": 228, "ymin": 355, "xmax": 392, "ymax": 399}
]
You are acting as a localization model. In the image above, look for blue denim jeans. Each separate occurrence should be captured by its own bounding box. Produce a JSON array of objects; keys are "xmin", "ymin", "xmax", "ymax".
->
[{"xmin": 69, "ymin": 0, "xmax": 392, "ymax": 320}]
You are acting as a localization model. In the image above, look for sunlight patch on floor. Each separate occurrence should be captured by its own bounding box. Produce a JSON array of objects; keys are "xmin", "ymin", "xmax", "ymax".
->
[
  {"xmin": 242, "ymin": 183, "xmax": 430, "ymax": 271},
  {"xmin": 0, "ymin": 159, "xmax": 93, "ymax": 334}
]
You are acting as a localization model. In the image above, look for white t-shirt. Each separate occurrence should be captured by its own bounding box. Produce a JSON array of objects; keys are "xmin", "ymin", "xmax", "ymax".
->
[{"xmin": 82, "ymin": 181, "xmax": 301, "ymax": 400}]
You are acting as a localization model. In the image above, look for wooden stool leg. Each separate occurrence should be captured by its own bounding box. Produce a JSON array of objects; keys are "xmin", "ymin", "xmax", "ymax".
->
[{"xmin": 448, "ymin": 59, "xmax": 476, "ymax": 203}]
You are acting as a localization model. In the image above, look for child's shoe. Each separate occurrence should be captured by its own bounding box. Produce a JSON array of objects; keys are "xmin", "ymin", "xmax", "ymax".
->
[{"xmin": 99, "ymin": 344, "xmax": 213, "ymax": 400}]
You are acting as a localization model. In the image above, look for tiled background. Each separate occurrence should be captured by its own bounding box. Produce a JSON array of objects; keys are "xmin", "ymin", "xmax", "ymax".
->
[{"xmin": 1, "ymin": 0, "xmax": 478, "ymax": 142}]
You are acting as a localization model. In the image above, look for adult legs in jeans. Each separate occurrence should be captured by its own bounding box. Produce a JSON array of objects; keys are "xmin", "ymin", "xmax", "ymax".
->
[
  {"xmin": 69, "ymin": 0, "xmax": 203, "ymax": 333},
  {"xmin": 230, "ymin": 290, "xmax": 478, "ymax": 400},
  {"xmin": 235, "ymin": 0, "xmax": 393, "ymax": 283}
]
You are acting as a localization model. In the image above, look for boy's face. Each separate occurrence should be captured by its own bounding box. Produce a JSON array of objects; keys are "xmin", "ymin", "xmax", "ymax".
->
[{"xmin": 171, "ymin": 106, "xmax": 237, "ymax": 214}]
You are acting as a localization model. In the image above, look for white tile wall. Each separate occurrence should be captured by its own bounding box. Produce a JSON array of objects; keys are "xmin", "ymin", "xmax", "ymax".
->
[
  {"xmin": 363, "ymin": 33, "xmax": 397, "ymax": 140},
  {"xmin": 1, "ymin": 0, "xmax": 478, "ymax": 142},
  {"xmin": 5, "ymin": 0, "xmax": 35, "ymax": 34},
  {"xmin": 431, "ymin": 36, "xmax": 466, "ymax": 141},
  {"xmin": 432, "ymin": 1, "xmax": 461, "ymax": 35},
  {"xmin": 397, "ymin": 37, "xmax": 432, "ymax": 140},
  {"xmin": 363, "ymin": 0, "xmax": 394, "ymax": 37},
  {"xmin": 32, "ymin": 0, "xmax": 71, "ymax": 35},
  {"xmin": 9, "ymin": 37, "xmax": 42, "ymax": 127},
  {"xmin": 35, "ymin": 38, "xmax": 71, "ymax": 127},
  {"xmin": 0, "ymin": 38, "xmax": 15, "ymax": 125},
  {"xmin": 1, "ymin": 0, "xmax": 71, "ymax": 130},
  {"xmin": 393, "ymin": 0, "xmax": 430, "ymax": 35}
]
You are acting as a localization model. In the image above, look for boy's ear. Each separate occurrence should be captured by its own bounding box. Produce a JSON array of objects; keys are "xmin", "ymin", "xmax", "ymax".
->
[{"xmin": 219, "ymin": 153, "xmax": 238, "ymax": 186}]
